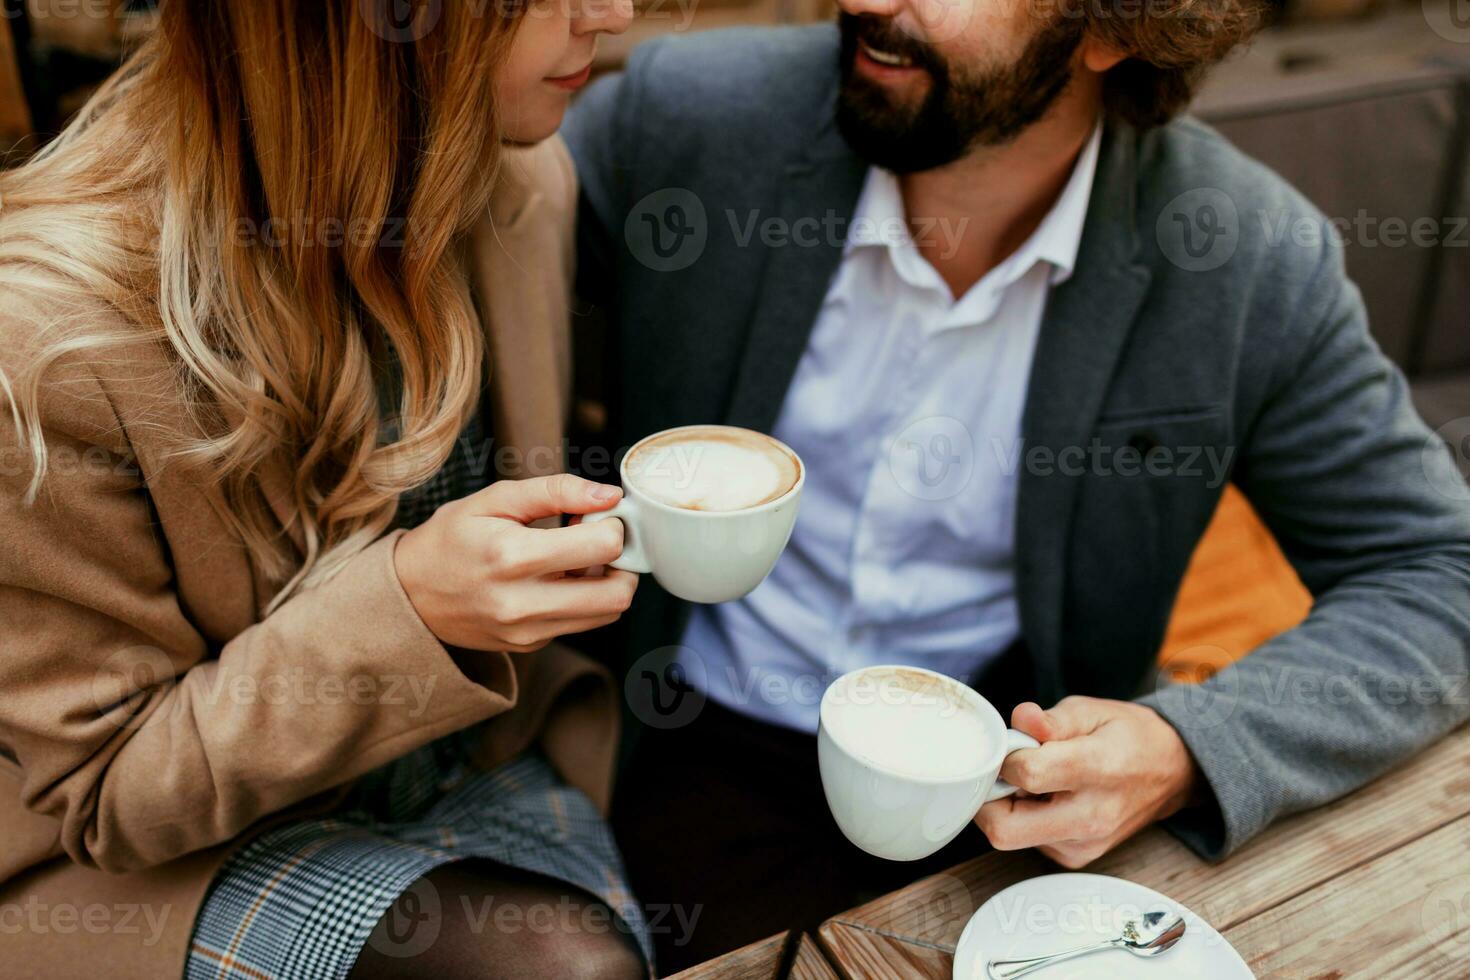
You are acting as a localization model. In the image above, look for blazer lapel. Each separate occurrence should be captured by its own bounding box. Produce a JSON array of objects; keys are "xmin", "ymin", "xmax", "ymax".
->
[
  {"xmin": 723, "ymin": 119, "xmax": 867, "ymax": 433},
  {"xmin": 1016, "ymin": 123, "xmax": 1153, "ymax": 703}
]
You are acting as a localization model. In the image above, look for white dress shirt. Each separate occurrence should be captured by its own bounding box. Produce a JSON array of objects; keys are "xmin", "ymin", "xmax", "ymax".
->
[{"xmin": 678, "ymin": 123, "xmax": 1103, "ymax": 732}]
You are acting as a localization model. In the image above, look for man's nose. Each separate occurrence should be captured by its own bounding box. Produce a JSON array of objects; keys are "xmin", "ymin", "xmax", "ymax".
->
[{"xmin": 572, "ymin": 0, "xmax": 634, "ymax": 37}]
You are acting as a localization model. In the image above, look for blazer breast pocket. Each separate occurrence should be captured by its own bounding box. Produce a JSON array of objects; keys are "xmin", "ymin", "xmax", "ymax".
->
[{"xmin": 1090, "ymin": 406, "xmax": 1233, "ymax": 490}]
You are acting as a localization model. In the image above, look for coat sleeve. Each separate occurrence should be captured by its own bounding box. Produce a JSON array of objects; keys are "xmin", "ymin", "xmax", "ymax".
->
[
  {"xmin": 0, "ymin": 338, "xmax": 521, "ymax": 874},
  {"xmin": 1140, "ymin": 243, "xmax": 1470, "ymax": 858}
]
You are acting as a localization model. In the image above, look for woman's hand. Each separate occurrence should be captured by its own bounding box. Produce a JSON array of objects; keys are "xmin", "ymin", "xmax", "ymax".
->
[{"xmin": 393, "ymin": 474, "xmax": 638, "ymax": 653}]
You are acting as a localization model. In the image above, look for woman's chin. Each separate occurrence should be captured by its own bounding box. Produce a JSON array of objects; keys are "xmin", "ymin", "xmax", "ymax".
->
[{"xmin": 501, "ymin": 110, "xmax": 567, "ymax": 146}]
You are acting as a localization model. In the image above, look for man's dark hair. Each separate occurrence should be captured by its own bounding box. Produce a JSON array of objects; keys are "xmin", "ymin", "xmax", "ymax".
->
[{"xmin": 1086, "ymin": 0, "xmax": 1269, "ymax": 127}]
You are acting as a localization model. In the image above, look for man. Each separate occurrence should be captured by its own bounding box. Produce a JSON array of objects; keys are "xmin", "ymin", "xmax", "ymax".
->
[{"xmin": 564, "ymin": 0, "xmax": 1470, "ymax": 969}]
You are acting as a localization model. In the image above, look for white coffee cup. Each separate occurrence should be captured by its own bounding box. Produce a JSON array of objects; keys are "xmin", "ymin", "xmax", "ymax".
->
[
  {"xmin": 582, "ymin": 425, "xmax": 805, "ymax": 604},
  {"xmin": 818, "ymin": 665, "xmax": 1040, "ymax": 862}
]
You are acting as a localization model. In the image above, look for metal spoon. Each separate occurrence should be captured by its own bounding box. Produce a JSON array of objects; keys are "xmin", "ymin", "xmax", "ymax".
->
[{"xmin": 986, "ymin": 910, "xmax": 1187, "ymax": 979}]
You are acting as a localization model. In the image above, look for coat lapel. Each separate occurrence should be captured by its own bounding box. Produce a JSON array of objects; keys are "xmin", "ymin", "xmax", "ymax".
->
[
  {"xmin": 723, "ymin": 119, "xmax": 868, "ymax": 433},
  {"xmin": 469, "ymin": 147, "xmax": 571, "ymax": 481},
  {"xmin": 1016, "ymin": 123, "xmax": 1153, "ymax": 702}
]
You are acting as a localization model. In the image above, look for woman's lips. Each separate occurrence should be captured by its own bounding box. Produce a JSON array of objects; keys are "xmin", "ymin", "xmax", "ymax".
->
[{"xmin": 547, "ymin": 64, "xmax": 594, "ymax": 91}]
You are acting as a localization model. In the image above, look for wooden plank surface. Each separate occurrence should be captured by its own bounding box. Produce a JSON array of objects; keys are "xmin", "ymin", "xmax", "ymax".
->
[
  {"xmin": 819, "ymin": 723, "xmax": 1470, "ymax": 976},
  {"xmin": 787, "ymin": 932, "xmax": 841, "ymax": 980},
  {"xmin": 668, "ymin": 931, "xmax": 788, "ymax": 980},
  {"xmin": 817, "ymin": 920, "xmax": 950, "ymax": 980},
  {"xmin": 1225, "ymin": 814, "xmax": 1470, "ymax": 979}
]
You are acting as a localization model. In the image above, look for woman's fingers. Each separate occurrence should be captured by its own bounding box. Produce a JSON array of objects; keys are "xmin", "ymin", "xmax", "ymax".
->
[
  {"xmin": 543, "ymin": 569, "xmax": 641, "ymax": 618},
  {"xmin": 489, "ymin": 573, "xmax": 640, "ymax": 650},
  {"xmin": 464, "ymin": 473, "xmax": 623, "ymax": 523},
  {"xmin": 490, "ymin": 569, "xmax": 639, "ymax": 627},
  {"xmin": 498, "ymin": 612, "xmax": 627, "ymax": 652},
  {"xmin": 486, "ymin": 520, "xmax": 626, "ymax": 576},
  {"xmin": 395, "ymin": 476, "xmax": 640, "ymax": 653}
]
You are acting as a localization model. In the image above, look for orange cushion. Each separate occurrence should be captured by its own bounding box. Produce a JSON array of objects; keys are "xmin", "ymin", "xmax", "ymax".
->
[{"xmin": 1157, "ymin": 485, "xmax": 1312, "ymax": 682}]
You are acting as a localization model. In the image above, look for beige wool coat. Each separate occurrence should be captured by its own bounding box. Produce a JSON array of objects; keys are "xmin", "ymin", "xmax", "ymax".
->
[{"xmin": 0, "ymin": 137, "xmax": 619, "ymax": 979}]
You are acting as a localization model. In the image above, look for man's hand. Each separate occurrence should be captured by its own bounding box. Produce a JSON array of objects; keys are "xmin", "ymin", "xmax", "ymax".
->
[{"xmin": 974, "ymin": 696, "xmax": 1202, "ymax": 869}]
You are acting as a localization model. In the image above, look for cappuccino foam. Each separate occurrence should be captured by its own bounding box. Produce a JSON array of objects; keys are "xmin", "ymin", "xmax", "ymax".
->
[
  {"xmin": 824, "ymin": 669, "xmax": 991, "ymax": 780},
  {"xmin": 625, "ymin": 427, "xmax": 800, "ymax": 512}
]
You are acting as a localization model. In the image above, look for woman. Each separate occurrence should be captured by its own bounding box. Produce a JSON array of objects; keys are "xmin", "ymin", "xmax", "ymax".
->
[{"xmin": 0, "ymin": 2, "xmax": 646, "ymax": 978}]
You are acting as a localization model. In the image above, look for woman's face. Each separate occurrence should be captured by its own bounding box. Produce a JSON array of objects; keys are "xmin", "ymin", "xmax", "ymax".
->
[{"xmin": 497, "ymin": 0, "xmax": 634, "ymax": 143}]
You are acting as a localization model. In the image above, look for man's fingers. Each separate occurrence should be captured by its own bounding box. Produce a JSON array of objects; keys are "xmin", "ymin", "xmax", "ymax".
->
[
  {"xmin": 1012, "ymin": 696, "xmax": 1111, "ymax": 743},
  {"xmin": 1010, "ymin": 702, "xmax": 1053, "ymax": 742},
  {"xmin": 1000, "ymin": 737, "xmax": 1103, "ymax": 795},
  {"xmin": 974, "ymin": 793, "xmax": 1097, "ymax": 852},
  {"xmin": 466, "ymin": 474, "xmax": 623, "ymax": 523},
  {"xmin": 1037, "ymin": 842, "xmax": 1107, "ymax": 871}
]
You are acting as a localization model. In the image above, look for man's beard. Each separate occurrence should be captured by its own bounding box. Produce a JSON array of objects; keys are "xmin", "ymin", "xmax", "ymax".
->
[{"xmin": 836, "ymin": 12, "xmax": 1084, "ymax": 174}]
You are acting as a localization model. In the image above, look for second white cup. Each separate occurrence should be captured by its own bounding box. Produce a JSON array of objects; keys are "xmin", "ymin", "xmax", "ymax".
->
[{"xmin": 818, "ymin": 665, "xmax": 1040, "ymax": 862}]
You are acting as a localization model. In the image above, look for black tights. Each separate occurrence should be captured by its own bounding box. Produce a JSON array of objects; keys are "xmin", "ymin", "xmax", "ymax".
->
[{"xmin": 348, "ymin": 861, "xmax": 646, "ymax": 980}]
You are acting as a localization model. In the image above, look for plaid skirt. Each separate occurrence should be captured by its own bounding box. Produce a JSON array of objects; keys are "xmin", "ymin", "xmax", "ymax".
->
[{"xmin": 185, "ymin": 731, "xmax": 652, "ymax": 980}]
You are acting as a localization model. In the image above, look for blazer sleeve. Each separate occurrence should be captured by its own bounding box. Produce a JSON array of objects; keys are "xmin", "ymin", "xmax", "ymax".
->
[
  {"xmin": 0, "ymin": 342, "xmax": 521, "ymax": 874},
  {"xmin": 1140, "ymin": 243, "xmax": 1470, "ymax": 859}
]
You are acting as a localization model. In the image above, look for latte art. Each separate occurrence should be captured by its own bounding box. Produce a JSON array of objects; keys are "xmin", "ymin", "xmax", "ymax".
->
[
  {"xmin": 624, "ymin": 426, "xmax": 801, "ymax": 512},
  {"xmin": 823, "ymin": 669, "xmax": 991, "ymax": 780}
]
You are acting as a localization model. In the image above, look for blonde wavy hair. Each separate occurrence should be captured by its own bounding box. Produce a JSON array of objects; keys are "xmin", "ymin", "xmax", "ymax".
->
[{"xmin": 0, "ymin": 2, "xmax": 524, "ymax": 609}]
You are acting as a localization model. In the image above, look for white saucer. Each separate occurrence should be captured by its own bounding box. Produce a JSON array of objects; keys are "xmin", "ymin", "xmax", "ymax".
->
[{"xmin": 952, "ymin": 873, "xmax": 1254, "ymax": 979}]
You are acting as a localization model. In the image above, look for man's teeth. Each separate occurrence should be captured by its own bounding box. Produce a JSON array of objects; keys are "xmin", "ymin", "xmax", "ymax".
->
[{"xmin": 860, "ymin": 41, "xmax": 914, "ymax": 68}]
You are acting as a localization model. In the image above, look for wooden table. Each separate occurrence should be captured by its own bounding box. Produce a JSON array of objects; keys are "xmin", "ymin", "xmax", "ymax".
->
[{"xmin": 816, "ymin": 723, "xmax": 1470, "ymax": 978}]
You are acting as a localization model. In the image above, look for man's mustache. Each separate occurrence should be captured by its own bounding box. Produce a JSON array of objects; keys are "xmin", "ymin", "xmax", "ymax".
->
[{"xmin": 841, "ymin": 13, "xmax": 945, "ymax": 76}]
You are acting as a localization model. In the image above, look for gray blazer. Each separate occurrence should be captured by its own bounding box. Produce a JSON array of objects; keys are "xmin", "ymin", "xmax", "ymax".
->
[{"xmin": 563, "ymin": 24, "xmax": 1470, "ymax": 860}]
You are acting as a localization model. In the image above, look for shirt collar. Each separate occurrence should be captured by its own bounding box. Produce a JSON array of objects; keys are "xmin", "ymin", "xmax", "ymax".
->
[
  {"xmin": 846, "ymin": 118, "xmax": 1103, "ymax": 291},
  {"xmin": 1029, "ymin": 117, "xmax": 1102, "ymax": 286}
]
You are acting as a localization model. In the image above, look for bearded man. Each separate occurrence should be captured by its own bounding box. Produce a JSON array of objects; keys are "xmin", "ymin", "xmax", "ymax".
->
[{"xmin": 564, "ymin": 0, "xmax": 1470, "ymax": 970}]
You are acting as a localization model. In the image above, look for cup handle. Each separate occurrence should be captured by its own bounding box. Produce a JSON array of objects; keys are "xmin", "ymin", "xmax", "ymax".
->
[
  {"xmin": 580, "ymin": 497, "xmax": 653, "ymax": 574},
  {"xmin": 985, "ymin": 729, "xmax": 1042, "ymax": 803}
]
